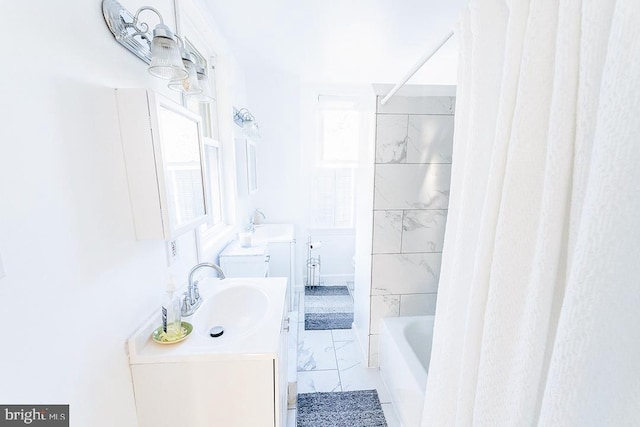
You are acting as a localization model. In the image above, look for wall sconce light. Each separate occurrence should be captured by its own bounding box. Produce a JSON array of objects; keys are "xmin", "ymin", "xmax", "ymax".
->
[
  {"xmin": 168, "ymin": 50, "xmax": 202, "ymax": 95},
  {"xmin": 147, "ymin": 22, "xmax": 187, "ymax": 80},
  {"xmin": 188, "ymin": 67, "xmax": 216, "ymax": 103},
  {"xmin": 102, "ymin": 0, "xmax": 213, "ymax": 102},
  {"xmin": 233, "ymin": 108, "xmax": 260, "ymax": 139}
]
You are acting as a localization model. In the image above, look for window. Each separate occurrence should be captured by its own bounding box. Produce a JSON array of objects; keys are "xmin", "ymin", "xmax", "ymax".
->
[
  {"xmin": 203, "ymin": 143, "xmax": 223, "ymax": 225},
  {"xmin": 320, "ymin": 109, "xmax": 359, "ymax": 165},
  {"xmin": 312, "ymin": 168, "xmax": 355, "ymax": 228},
  {"xmin": 182, "ymin": 39, "xmax": 225, "ymax": 232},
  {"xmin": 311, "ymin": 96, "xmax": 360, "ymax": 229}
]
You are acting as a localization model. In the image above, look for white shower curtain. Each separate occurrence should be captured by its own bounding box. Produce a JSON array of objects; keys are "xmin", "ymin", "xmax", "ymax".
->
[{"xmin": 422, "ymin": 0, "xmax": 640, "ymax": 425}]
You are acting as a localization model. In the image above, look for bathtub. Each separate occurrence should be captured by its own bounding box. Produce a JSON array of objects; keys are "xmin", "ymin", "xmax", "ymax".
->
[{"xmin": 379, "ymin": 315, "xmax": 435, "ymax": 427}]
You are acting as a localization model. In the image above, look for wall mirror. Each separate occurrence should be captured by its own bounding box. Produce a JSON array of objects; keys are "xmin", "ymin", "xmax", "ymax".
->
[
  {"xmin": 157, "ymin": 103, "xmax": 207, "ymax": 231},
  {"xmin": 116, "ymin": 89, "xmax": 208, "ymax": 240}
]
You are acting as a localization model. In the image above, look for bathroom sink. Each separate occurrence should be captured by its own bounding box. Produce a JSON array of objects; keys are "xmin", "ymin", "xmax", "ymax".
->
[
  {"xmin": 192, "ymin": 284, "xmax": 269, "ymax": 340},
  {"xmin": 127, "ymin": 277, "xmax": 288, "ymax": 363},
  {"xmin": 252, "ymin": 223, "xmax": 294, "ymax": 243}
]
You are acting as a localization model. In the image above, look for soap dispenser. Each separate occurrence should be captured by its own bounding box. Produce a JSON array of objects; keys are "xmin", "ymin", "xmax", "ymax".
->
[{"xmin": 162, "ymin": 276, "xmax": 182, "ymax": 341}]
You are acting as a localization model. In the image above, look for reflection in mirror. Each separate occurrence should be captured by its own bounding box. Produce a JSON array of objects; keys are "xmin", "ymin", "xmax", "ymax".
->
[{"xmin": 158, "ymin": 106, "xmax": 206, "ymax": 231}]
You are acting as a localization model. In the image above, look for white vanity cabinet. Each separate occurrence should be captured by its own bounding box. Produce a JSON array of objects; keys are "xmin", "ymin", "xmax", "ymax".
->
[
  {"xmin": 252, "ymin": 224, "xmax": 296, "ymax": 311},
  {"xmin": 219, "ymin": 241, "xmax": 270, "ymax": 277},
  {"xmin": 115, "ymin": 88, "xmax": 208, "ymax": 240},
  {"xmin": 128, "ymin": 278, "xmax": 289, "ymax": 427}
]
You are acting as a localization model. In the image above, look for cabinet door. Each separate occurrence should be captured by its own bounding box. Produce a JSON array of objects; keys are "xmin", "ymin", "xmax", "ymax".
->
[{"xmin": 267, "ymin": 242, "xmax": 294, "ymax": 310}]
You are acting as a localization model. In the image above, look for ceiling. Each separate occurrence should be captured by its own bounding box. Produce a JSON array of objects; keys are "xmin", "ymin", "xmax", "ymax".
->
[{"xmin": 201, "ymin": 0, "xmax": 468, "ymax": 86}]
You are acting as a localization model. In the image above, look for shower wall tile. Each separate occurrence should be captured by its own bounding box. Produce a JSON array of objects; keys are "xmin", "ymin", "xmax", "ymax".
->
[
  {"xmin": 402, "ymin": 210, "xmax": 448, "ymax": 253},
  {"xmin": 407, "ymin": 115, "xmax": 455, "ymax": 163},
  {"xmin": 377, "ymin": 95, "xmax": 456, "ymax": 115},
  {"xmin": 371, "ymin": 253, "xmax": 441, "ymax": 295},
  {"xmin": 366, "ymin": 94, "xmax": 455, "ymax": 370},
  {"xmin": 400, "ymin": 293, "xmax": 438, "ymax": 316},
  {"xmin": 372, "ymin": 210, "xmax": 403, "ymax": 254},
  {"xmin": 370, "ymin": 295, "xmax": 400, "ymax": 334},
  {"xmin": 375, "ymin": 115, "xmax": 408, "ymax": 163},
  {"xmin": 374, "ymin": 164, "xmax": 452, "ymax": 210}
]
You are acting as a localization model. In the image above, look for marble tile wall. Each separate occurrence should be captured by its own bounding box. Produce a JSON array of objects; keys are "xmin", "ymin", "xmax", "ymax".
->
[{"xmin": 366, "ymin": 95, "xmax": 455, "ymax": 366}]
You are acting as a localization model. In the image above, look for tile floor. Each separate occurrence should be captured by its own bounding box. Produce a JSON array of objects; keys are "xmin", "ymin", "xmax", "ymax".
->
[{"xmin": 286, "ymin": 288, "xmax": 400, "ymax": 427}]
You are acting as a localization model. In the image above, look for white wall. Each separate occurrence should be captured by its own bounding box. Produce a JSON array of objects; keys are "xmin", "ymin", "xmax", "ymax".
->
[
  {"xmin": 239, "ymin": 64, "xmax": 305, "ymax": 286},
  {"xmin": 0, "ymin": 1, "xmax": 241, "ymax": 425}
]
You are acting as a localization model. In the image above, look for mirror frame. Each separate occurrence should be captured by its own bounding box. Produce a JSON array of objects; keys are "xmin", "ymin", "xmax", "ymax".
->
[{"xmin": 150, "ymin": 93, "xmax": 210, "ymax": 238}]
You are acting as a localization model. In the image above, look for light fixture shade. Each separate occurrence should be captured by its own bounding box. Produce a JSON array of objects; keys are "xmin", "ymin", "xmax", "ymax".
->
[
  {"xmin": 148, "ymin": 25, "xmax": 188, "ymax": 80},
  {"xmin": 188, "ymin": 68, "xmax": 216, "ymax": 102},
  {"xmin": 168, "ymin": 52, "xmax": 202, "ymax": 95}
]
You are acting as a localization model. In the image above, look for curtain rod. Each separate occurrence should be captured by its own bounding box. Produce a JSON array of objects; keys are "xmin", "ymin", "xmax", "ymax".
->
[{"xmin": 380, "ymin": 30, "xmax": 455, "ymax": 105}]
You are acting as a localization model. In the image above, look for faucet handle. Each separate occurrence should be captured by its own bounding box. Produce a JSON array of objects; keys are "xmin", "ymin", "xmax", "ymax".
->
[
  {"xmin": 192, "ymin": 280, "xmax": 201, "ymax": 301},
  {"xmin": 181, "ymin": 292, "xmax": 190, "ymax": 316}
]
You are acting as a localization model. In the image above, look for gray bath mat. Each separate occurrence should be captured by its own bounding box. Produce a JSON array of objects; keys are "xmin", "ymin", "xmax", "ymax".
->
[
  {"xmin": 297, "ymin": 390, "xmax": 388, "ymax": 427},
  {"xmin": 305, "ymin": 285, "xmax": 353, "ymax": 330},
  {"xmin": 305, "ymin": 285, "xmax": 350, "ymax": 296},
  {"xmin": 305, "ymin": 312, "xmax": 354, "ymax": 330}
]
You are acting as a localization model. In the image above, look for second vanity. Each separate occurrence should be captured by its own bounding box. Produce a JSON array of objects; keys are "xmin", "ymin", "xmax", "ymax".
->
[{"xmin": 128, "ymin": 277, "xmax": 289, "ymax": 427}]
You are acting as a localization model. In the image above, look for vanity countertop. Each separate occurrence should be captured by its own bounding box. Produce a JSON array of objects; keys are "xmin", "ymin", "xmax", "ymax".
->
[
  {"xmin": 220, "ymin": 240, "xmax": 268, "ymax": 257},
  {"xmin": 128, "ymin": 277, "xmax": 287, "ymax": 364},
  {"xmin": 252, "ymin": 223, "xmax": 295, "ymax": 244}
]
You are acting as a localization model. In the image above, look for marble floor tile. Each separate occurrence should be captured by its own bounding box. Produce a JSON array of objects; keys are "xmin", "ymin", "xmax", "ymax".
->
[
  {"xmin": 297, "ymin": 370, "xmax": 341, "ymax": 393},
  {"xmin": 381, "ymin": 403, "xmax": 401, "ymax": 427},
  {"xmin": 335, "ymin": 340, "xmax": 392, "ymax": 404},
  {"xmin": 297, "ymin": 330, "xmax": 337, "ymax": 371},
  {"xmin": 331, "ymin": 329, "xmax": 354, "ymax": 342},
  {"xmin": 335, "ymin": 339, "xmax": 361, "ymax": 371}
]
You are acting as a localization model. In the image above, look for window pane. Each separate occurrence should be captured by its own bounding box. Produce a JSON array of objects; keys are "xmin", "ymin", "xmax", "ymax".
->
[
  {"xmin": 321, "ymin": 110, "xmax": 359, "ymax": 163},
  {"xmin": 334, "ymin": 168, "xmax": 354, "ymax": 227},
  {"xmin": 311, "ymin": 168, "xmax": 354, "ymax": 228},
  {"xmin": 204, "ymin": 145, "xmax": 222, "ymax": 225}
]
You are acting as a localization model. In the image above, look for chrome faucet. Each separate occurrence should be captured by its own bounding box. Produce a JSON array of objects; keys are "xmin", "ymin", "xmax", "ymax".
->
[
  {"xmin": 248, "ymin": 209, "xmax": 266, "ymax": 231},
  {"xmin": 181, "ymin": 262, "xmax": 226, "ymax": 316}
]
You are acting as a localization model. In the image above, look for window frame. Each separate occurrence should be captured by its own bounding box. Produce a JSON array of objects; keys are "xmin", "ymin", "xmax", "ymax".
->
[
  {"xmin": 179, "ymin": 37, "xmax": 235, "ymax": 249},
  {"xmin": 310, "ymin": 97, "xmax": 361, "ymax": 230}
]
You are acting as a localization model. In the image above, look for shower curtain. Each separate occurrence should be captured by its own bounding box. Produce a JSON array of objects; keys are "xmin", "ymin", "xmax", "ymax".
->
[{"xmin": 422, "ymin": 0, "xmax": 640, "ymax": 425}]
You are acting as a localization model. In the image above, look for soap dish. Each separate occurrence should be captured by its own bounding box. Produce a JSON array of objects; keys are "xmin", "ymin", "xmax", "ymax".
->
[{"xmin": 152, "ymin": 321, "xmax": 193, "ymax": 344}]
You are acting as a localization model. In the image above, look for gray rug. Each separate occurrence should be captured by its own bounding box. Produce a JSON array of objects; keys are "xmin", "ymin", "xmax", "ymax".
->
[
  {"xmin": 297, "ymin": 390, "xmax": 388, "ymax": 427},
  {"xmin": 305, "ymin": 285, "xmax": 351, "ymax": 296},
  {"xmin": 304, "ymin": 285, "xmax": 354, "ymax": 330},
  {"xmin": 305, "ymin": 312, "xmax": 354, "ymax": 330}
]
